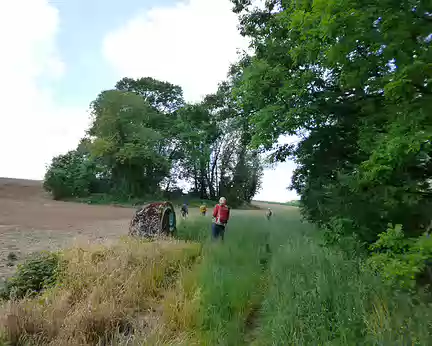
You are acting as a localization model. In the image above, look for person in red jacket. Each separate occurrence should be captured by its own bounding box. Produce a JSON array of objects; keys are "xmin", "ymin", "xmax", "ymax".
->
[{"xmin": 212, "ymin": 197, "xmax": 230, "ymax": 241}]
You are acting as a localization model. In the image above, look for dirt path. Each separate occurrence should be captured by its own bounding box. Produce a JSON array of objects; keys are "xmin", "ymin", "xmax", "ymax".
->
[{"xmin": 0, "ymin": 178, "xmax": 136, "ymax": 281}]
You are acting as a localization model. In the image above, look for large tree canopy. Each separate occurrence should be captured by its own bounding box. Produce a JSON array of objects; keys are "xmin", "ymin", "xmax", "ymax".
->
[
  {"xmin": 44, "ymin": 76, "xmax": 264, "ymax": 206},
  {"xmin": 87, "ymin": 89, "xmax": 170, "ymax": 196},
  {"xmin": 231, "ymin": 0, "xmax": 432, "ymax": 241}
]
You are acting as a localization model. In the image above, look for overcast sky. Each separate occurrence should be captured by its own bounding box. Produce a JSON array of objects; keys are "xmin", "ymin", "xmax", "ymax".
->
[{"xmin": 0, "ymin": 0, "xmax": 299, "ymax": 202}]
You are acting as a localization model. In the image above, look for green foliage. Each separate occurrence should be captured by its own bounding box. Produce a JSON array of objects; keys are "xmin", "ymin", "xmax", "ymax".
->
[
  {"xmin": 88, "ymin": 89, "xmax": 171, "ymax": 196},
  {"xmin": 43, "ymin": 150, "xmax": 96, "ymax": 200},
  {"xmin": 0, "ymin": 252, "xmax": 63, "ymax": 300},
  {"xmin": 253, "ymin": 222, "xmax": 432, "ymax": 345},
  {"xmin": 230, "ymin": 0, "xmax": 432, "ymax": 244},
  {"xmin": 163, "ymin": 208, "xmax": 432, "ymax": 345},
  {"xmin": 367, "ymin": 224, "xmax": 432, "ymax": 290},
  {"xmin": 44, "ymin": 76, "xmax": 265, "ymax": 206},
  {"xmin": 70, "ymin": 193, "xmax": 155, "ymax": 207},
  {"xmin": 116, "ymin": 76, "xmax": 185, "ymax": 114}
]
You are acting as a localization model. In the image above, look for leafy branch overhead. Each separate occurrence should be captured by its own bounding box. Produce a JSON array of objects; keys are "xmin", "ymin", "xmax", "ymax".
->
[{"xmin": 228, "ymin": 0, "xmax": 432, "ymax": 287}]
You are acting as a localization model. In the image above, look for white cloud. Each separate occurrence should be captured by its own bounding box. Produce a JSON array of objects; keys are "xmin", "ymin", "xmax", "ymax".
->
[
  {"xmin": 0, "ymin": 0, "xmax": 89, "ymax": 180},
  {"xmin": 103, "ymin": 0, "xmax": 249, "ymax": 102}
]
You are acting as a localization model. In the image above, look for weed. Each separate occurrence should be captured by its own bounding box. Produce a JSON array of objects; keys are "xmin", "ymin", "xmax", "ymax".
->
[{"xmin": 0, "ymin": 252, "xmax": 62, "ymax": 300}]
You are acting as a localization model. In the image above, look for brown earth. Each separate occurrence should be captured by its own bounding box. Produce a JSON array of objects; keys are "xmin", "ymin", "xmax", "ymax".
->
[{"xmin": 0, "ymin": 178, "xmax": 136, "ymax": 282}]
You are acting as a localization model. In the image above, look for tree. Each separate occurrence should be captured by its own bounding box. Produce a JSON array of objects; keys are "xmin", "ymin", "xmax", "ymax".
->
[
  {"xmin": 231, "ymin": 0, "xmax": 432, "ymax": 241},
  {"xmin": 116, "ymin": 77, "xmax": 184, "ymax": 114},
  {"xmin": 116, "ymin": 77, "xmax": 187, "ymax": 189},
  {"xmin": 88, "ymin": 90, "xmax": 170, "ymax": 196},
  {"xmin": 44, "ymin": 75, "xmax": 265, "ymax": 206},
  {"xmin": 44, "ymin": 150, "xmax": 96, "ymax": 200},
  {"xmin": 175, "ymin": 103, "xmax": 219, "ymax": 199}
]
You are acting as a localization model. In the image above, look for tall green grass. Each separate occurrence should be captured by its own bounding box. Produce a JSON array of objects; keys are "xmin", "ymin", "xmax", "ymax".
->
[
  {"xmin": 191, "ymin": 216, "xmax": 270, "ymax": 345},
  {"xmin": 165, "ymin": 209, "xmax": 432, "ymax": 346},
  {"xmin": 251, "ymin": 224, "xmax": 432, "ymax": 345},
  {"xmin": 163, "ymin": 210, "xmax": 301, "ymax": 345}
]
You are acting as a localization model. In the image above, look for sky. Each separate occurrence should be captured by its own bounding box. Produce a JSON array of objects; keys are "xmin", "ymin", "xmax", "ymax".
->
[{"xmin": 0, "ymin": 0, "xmax": 298, "ymax": 202}]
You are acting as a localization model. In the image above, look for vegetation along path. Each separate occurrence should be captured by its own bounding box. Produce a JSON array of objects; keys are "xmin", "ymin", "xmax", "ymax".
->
[{"xmin": 2, "ymin": 202, "xmax": 430, "ymax": 345}]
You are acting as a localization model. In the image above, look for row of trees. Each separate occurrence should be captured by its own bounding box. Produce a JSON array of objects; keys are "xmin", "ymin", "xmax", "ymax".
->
[
  {"xmin": 226, "ymin": 0, "xmax": 431, "ymax": 286},
  {"xmin": 226, "ymin": 0, "xmax": 432, "ymax": 290},
  {"xmin": 227, "ymin": 0, "xmax": 431, "ymax": 241},
  {"xmin": 44, "ymin": 77, "xmax": 263, "ymax": 207}
]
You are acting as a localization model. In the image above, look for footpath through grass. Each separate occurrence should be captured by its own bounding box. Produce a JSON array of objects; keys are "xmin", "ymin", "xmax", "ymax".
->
[{"xmin": 161, "ymin": 208, "xmax": 432, "ymax": 345}]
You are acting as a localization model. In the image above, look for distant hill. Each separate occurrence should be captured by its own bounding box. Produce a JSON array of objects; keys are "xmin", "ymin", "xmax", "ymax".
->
[{"xmin": 253, "ymin": 200, "xmax": 301, "ymax": 207}]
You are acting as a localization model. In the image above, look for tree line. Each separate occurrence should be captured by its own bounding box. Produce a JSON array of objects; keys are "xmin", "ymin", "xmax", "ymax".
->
[
  {"xmin": 227, "ymin": 0, "xmax": 431, "ymax": 288},
  {"xmin": 44, "ymin": 77, "xmax": 263, "ymax": 207}
]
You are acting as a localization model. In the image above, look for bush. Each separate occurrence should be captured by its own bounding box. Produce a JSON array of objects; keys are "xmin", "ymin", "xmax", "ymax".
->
[
  {"xmin": 43, "ymin": 150, "xmax": 96, "ymax": 200},
  {"xmin": 367, "ymin": 224, "xmax": 432, "ymax": 290},
  {"xmin": 0, "ymin": 252, "xmax": 62, "ymax": 300}
]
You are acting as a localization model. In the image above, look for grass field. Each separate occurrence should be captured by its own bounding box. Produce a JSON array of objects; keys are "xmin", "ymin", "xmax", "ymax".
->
[{"xmin": 1, "ymin": 199, "xmax": 431, "ymax": 345}]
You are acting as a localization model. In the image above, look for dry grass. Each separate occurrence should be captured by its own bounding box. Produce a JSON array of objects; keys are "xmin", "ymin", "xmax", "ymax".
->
[{"xmin": 0, "ymin": 237, "xmax": 201, "ymax": 346}]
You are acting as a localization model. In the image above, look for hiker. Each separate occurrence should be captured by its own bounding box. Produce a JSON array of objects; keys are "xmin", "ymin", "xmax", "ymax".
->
[
  {"xmin": 211, "ymin": 197, "xmax": 230, "ymax": 241},
  {"xmin": 266, "ymin": 208, "xmax": 273, "ymax": 220},
  {"xmin": 180, "ymin": 202, "xmax": 189, "ymax": 219},
  {"xmin": 200, "ymin": 202, "xmax": 207, "ymax": 216}
]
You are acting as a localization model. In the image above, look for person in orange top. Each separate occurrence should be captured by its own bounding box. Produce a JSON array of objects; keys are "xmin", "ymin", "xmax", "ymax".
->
[{"xmin": 212, "ymin": 197, "xmax": 230, "ymax": 241}]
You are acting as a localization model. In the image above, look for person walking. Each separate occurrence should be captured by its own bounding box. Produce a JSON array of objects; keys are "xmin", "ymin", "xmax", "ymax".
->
[
  {"xmin": 180, "ymin": 202, "xmax": 189, "ymax": 219},
  {"xmin": 211, "ymin": 197, "xmax": 230, "ymax": 241},
  {"xmin": 200, "ymin": 202, "xmax": 207, "ymax": 216},
  {"xmin": 266, "ymin": 208, "xmax": 273, "ymax": 220}
]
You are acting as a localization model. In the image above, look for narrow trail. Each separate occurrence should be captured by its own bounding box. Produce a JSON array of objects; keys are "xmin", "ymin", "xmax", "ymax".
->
[
  {"xmin": 241, "ymin": 216, "xmax": 289, "ymax": 346},
  {"xmin": 170, "ymin": 209, "xmax": 294, "ymax": 346}
]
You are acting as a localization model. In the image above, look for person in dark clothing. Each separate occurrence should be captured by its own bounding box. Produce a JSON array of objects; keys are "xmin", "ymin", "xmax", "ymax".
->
[{"xmin": 180, "ymin": 202, "xmax": 188, "ymax": 219}]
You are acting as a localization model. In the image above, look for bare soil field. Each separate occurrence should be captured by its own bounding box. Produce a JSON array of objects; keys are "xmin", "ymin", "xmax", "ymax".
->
[{"xmin": 0, "ymin": 178, "xmax": 135, "ymax": 281}]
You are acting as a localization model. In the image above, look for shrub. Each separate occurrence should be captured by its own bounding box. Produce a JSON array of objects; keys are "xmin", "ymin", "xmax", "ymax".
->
[
  {"xmin": 367, "ymin": 224, "xmax": 432, "ymax": 290},
  {"xmin": 43, "ymin": 150, "xmax": 96, "ymax": 200},
  {"xmin": 0, "ymin": 252, "xmax": 62, "ymax": 300}
]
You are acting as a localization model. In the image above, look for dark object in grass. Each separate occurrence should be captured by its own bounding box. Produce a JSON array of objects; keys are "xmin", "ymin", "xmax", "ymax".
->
[
  {"xmin": 129, "ymin": 201, "xmax": 177, "ymax": 238},
  {"xmin": 7, "ymin": 252, "xmax": 18, "ymax": 262},
  {"xmin": 259, "ymin": 243, "xmax": 272, "ymax": 268}
]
